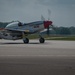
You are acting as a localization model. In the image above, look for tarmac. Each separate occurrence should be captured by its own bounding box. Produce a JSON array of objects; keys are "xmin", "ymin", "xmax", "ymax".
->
[{"xmin": 0, "ymin": 39, "xmax": 75, "ymax": 75}]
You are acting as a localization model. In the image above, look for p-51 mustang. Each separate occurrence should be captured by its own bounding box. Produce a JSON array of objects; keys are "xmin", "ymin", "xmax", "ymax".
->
[{"xmin": 0, "ymin": 10, "xmax": 53, "ymax": 43}]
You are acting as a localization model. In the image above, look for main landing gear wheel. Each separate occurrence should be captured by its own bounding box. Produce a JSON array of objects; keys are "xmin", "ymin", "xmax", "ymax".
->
[
  {"xmin": 23, "ymin": 38, "xmax": 29, "ymax": 44},
  {"xmin": 39, "ymin": 38, "xmax": 45, "ymax": 43}
]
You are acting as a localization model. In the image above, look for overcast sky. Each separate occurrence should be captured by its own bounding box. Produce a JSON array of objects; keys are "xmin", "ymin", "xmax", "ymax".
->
[{"xmin": 0, "ymin": 0, "xmax": 75, "ymax": 27}]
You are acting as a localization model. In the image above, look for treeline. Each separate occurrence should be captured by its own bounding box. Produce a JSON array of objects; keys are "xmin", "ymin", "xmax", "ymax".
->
[
  {"xmin": 0, "ymin": 22, "xmax": 75, "ymax": 35},
  {"xmin": 49, "ymin": 26, "xmax": 75, "ymax": 35},
  {"xmin": 0, "ymin": 22, "xmax": 9, "ymax": 28}
]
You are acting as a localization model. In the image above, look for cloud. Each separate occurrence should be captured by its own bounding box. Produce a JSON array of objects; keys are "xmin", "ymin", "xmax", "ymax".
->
[
  {"xmin": 0, "ymin": 0, "xmax": 75, "ymax": 27},
  {"xmin": 36, "ymin": 0, "xmax": 75, "ymax": 26},
  {"xmin": 37, "ymin": 0, "xmax": 75, "ymax": 6}
]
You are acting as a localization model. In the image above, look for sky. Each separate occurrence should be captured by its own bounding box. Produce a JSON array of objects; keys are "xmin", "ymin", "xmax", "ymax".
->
[{"xmin": 0, "ymin": 0, "xmax": 75, "ymax": 27}]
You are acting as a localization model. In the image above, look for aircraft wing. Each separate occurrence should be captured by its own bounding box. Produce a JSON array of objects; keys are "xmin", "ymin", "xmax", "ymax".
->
[{"xmin": 5, "ymin": 28, "xmax": 34, "ymax": 34}]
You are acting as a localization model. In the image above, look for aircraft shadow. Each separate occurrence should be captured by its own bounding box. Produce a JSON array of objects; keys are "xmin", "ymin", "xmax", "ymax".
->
[{"xmin": 0, "ymin": 42, "xmax": 44, "ymax": 45}]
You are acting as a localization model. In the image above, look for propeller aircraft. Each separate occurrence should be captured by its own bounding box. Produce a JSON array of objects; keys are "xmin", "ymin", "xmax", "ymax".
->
[{"xmin": 0, "ymin": 10, "xmax": 53, "ymax": 43}]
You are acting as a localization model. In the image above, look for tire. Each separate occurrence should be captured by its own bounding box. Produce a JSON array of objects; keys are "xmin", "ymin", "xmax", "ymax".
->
[
  {"xmin": 23, "ymin": 38, "xmax": 29, "ymax": 44},
  {"xmin": 39, "ymin": 38, "xmax": 45, "ymax": 43}
]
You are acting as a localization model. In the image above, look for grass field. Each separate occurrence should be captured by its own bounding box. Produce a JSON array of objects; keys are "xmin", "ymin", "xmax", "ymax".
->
[
  {"xmin": 46, "ymin": 36, "xmax": 75, "ymax": 41},
  {"xmin": 28, "ymin": 34, "xmax": 75, "ymax": 41}
]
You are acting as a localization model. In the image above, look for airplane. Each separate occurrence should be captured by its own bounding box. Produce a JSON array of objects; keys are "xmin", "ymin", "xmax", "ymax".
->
[{"xmin": 0, "ymin": 11, "xmax": 53, "ymax": 43}]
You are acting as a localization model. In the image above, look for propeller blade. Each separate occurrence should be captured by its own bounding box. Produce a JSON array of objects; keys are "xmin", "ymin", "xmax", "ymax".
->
[
  {"xmin": 50, "ymin": 25, "xmax": 56, "ymax": 31},
  {"xmin": 47, "ymin": 25, "xmax": 50, "ymax": 36},
  {"xmin": 48, "ymin": 9, "xmax": 51, "ymax": 20},
  {"xmin": 41, "ymin": 15, "xmax": 45, "ymax": 21}
]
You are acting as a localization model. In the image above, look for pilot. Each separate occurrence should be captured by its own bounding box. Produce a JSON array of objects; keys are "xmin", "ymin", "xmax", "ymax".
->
[{"xmin": 18, "ymin": 22, "xmax": 22, "ymax": 26}]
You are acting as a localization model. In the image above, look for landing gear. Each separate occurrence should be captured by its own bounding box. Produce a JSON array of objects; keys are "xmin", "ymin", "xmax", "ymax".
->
[
  {"xmin": 39, "ymin": 37, "xmax": 45, "ymax": 43},
  {"xmin": 39, "ymin": 34, "xmax": 45, "ymax": 43},
  {"xmin": 22, "ymin": 32, "xmax": 29, "ymax": 44},
  {"xmin": 22, "ymin": 32, "xmax": 45, "ymax": 43},
  {"xmin": 23, "ymin": 38, "xmax": 29, "ymax": 44}
]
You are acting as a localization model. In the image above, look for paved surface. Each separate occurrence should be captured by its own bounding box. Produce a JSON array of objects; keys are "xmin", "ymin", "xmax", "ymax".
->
[{"xmin": 0, "ymin": 39, "xmax": 75, "ymax": 75}]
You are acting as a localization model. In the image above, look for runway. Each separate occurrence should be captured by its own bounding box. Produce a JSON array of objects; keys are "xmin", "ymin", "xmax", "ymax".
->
[{"xmin": 0, "ymin": 39, "xmax": 75, "ymax": 75}]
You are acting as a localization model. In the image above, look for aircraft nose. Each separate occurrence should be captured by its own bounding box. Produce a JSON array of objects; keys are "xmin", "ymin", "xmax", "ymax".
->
[{"xmin": 44, "ymin": 21, "xmax": 52, "ymax": 28}]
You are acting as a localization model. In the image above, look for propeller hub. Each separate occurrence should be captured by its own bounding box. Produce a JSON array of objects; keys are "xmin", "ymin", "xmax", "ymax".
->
[{"xmin": 44, "ymin": 21, "xmax": 52, "ymax": 28}]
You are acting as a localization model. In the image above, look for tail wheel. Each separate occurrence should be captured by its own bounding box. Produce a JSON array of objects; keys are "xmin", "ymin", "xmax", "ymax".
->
[
  {"xmin": 39, "ymin": 38, "xmax": 45, "ymax": 43},
  {"xmin": 23, "ymin": 38, "xmax": 29, "ymax": 44}
]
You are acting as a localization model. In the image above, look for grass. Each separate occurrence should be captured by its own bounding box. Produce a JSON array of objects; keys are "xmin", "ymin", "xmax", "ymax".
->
[
  {"xmin": 46, "ymin": 36, "xmax": 75, "ymax": 41},
  {"xmin": 27, "ymin": 34, "xmax": 75, "ymax": 41}
]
